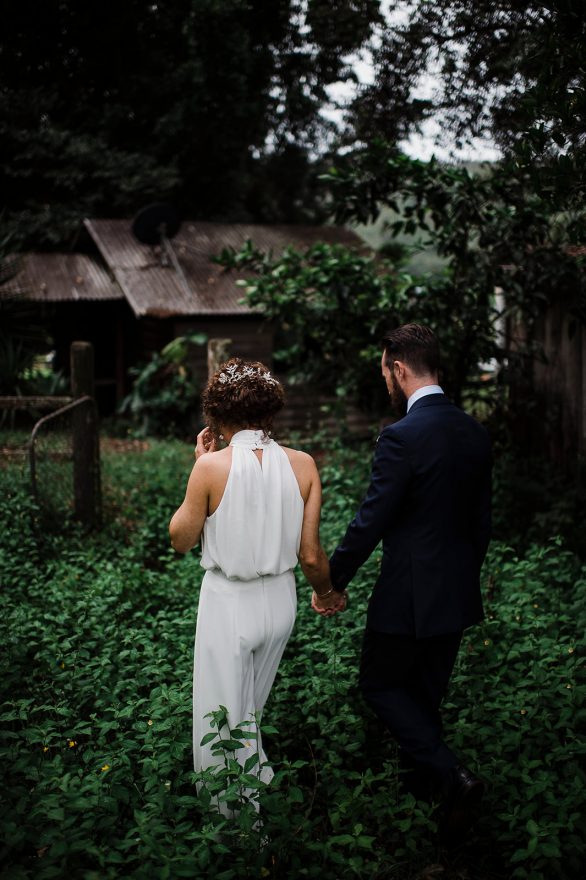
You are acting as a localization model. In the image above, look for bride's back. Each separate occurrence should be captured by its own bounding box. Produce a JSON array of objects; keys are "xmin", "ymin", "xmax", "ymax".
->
[{"xmin": 200, "ymin": 429, "xmax": 308, "ymax": 581}]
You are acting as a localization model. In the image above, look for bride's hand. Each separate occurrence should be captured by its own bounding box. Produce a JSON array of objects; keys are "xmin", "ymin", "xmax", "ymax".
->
[
  {"xmin": 312, "ymin": 589, "xmax": 347, "ymax": 617},
  {"xmin": 195, "ymin": 427, "xmax": 217, "ymax": 460}
]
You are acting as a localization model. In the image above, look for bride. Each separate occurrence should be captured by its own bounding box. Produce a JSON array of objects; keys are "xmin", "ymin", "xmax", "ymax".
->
[{"xmin": 169, "ymin": 358, "xmax": 345, "ymax": 808}]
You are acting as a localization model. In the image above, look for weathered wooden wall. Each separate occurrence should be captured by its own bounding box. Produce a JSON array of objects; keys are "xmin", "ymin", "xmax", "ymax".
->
[
  {"xmin": 274, "ymin": 386, "xmax": 376, "ymax": 442},
  {"xmin": 532, "ymin": 301, "xmax": 586, "ymax": 465},
  {"xmin": 176, "ymin": 316, "xmax": 274, "ymax": 378}
]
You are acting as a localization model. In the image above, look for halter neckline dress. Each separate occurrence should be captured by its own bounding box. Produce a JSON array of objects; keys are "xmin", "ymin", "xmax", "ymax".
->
[{"xmin": 192, "ymin": 429, "xmax": 304, "ymax": 810}]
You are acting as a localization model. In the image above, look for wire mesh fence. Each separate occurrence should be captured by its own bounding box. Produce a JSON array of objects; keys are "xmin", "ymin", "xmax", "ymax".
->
[
  {"xmin": 0, "ymin": 398, "xmax": 71, "ymax": 456},
  {"xmin": 28, "ymin": 399, "xmax": 76, "ymax": 520},
  {"xmin": 0, "ymin": 398, "xmax": 69, "ymax": 486},
  {"xmin": 0, "ymin": 395, "xmax": 101, "ymax": 527}
]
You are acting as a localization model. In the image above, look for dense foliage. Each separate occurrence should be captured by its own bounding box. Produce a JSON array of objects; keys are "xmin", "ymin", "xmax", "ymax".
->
[
  {"xmin": 5, "ymin": 1, "xmax": 584, "ymax": 250},
  {"xmin": 118, "ymin": 333, "xmax": 208, "ymax": 438},
  {"xmin": 326, "ymin": 147, "xmax": 584, "ymax": 400},
  {"xmin": 348, "ymin": 1, "xmax": 585, "ymax": 213},
  {"xmin": 334, "ymin": 1, "xmax": 585, "ymax": 442},
  {"xmin": 0, "ymin": 0, "xmax": 381, "ymax": 247},
  {"xmin": 218, "ymin": 238, "xmax": 503, "ymax": 414},
  {"xmin": 215, "ymin": 142, "xmax": 584, "ymax": 461},
  {"xmin": 0, "ymin": 439, "xmax": 584, "ymax": 879}
]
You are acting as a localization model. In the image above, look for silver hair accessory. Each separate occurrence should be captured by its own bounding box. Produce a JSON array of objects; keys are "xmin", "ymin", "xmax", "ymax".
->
[{"xmin": 218, "ymin": 364, "xmax": 277, "ymax": 385}]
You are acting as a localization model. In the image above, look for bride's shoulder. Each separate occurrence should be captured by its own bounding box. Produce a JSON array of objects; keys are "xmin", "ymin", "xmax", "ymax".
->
[
  {"xmin": 279, "ymin": 445, "xmax": 318, "ymax": 471},
  {"xmin": 194, "ymin": 446, "xmax": 232, "ymax": 473}
]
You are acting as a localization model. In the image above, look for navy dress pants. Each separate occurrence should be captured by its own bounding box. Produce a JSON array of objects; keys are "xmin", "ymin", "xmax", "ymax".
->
[{"xmin": 359, "ymin": 627, "xmax": 463, "ymax": 796}]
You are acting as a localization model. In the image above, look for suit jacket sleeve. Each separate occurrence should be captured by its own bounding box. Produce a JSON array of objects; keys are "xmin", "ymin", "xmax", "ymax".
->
[{"xmin": 329, "ymin": 427, "xmax": 411, "ymax": 591}]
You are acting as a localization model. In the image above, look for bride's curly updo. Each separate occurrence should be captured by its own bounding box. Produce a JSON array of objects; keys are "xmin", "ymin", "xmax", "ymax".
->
[{"xmin": 202, "ymin": 357, "xmax": 285, "ymax": 438}]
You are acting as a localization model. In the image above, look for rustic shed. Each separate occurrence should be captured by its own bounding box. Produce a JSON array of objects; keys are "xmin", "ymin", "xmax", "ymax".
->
[
  {"xmin": 1, "ymin": 252, "xmax": 131, "ymax": 410},
  {"xmin": 6, "ymin": 220, "xmax": 368, "ymax": 422}
]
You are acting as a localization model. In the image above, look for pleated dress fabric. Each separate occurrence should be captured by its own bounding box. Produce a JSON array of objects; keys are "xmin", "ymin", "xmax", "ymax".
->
[{"xmin": 193, "ymin": 429, "xmax": 304, "ymax": 809}]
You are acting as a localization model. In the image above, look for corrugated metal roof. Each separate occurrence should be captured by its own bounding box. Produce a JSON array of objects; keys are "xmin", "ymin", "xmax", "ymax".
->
[
  {"xmin": 1, "ymin": 253, "xmax": 122, "ymax": 302},
  {"xmin": 84, "ymin": 219, "xmax": 366, "ymax": 318}
]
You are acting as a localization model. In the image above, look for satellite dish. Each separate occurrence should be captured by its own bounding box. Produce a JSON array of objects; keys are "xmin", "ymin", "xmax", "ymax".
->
[
  {"xmin": 132, "ymin": 203, "xmax": 181, "ymax": 245},
  {"xmin": 131, "ymin": 203, "xmax": 192, "ymax": 300}
]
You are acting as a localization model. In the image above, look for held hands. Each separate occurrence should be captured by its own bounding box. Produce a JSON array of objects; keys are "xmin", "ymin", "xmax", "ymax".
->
[
  {"xmin": 195, "ymin": 427, "xmax": 217, "ymax": 460},
  {"xmin": 311, "ymin": 588, "xmax": 348, "ymax": 617}
]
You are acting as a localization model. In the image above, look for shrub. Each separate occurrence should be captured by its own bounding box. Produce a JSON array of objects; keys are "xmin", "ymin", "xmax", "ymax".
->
[{"xmin": 119, "ymin": 333, "xmax": 207, "ymax": 438}]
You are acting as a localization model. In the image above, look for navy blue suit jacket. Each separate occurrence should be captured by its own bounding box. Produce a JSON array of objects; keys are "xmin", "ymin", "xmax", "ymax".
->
[{"xmin": 329, "ymin": 394, "xmax": 492, "ymax": 638}]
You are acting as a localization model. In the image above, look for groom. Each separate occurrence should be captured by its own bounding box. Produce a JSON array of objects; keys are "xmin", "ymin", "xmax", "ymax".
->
[{"xmin": 314, "ymin": 323, "xmax": 492, "ymax": 838}]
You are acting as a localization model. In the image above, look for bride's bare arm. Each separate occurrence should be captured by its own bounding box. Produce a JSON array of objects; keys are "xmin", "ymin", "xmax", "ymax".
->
[
  {"xmin": 169, "ymin": 457, "xmax": 211, "ymax": 553},
  {"xmin": 298, "ymin": 465, "xmax": 331, "ymax": 594},
  {"xmin": 294, "ymin": 455, "xmax": 341, "ymax": 612}
]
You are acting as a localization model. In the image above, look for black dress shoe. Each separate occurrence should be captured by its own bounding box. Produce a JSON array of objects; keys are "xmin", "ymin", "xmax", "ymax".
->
[{"xmin": 439, "ymin": 764, "xmax": 484, "ymax": 843}]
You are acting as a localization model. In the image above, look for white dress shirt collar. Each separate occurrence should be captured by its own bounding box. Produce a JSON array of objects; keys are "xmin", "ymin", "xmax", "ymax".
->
[{"xmin": 407, "ymin": 384, "xmax": 444, "ymax": 412}]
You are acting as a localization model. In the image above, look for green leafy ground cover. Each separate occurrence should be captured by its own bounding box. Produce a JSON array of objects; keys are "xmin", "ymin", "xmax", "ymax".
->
[{"xmin": 0, "ymin": 440, "xmax": 584, "ymax": 879}]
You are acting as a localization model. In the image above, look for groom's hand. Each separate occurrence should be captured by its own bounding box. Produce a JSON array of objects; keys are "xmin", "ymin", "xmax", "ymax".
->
[{"xmin": 312, "ymin": 589, "xmax": 347, "ymax": 617}]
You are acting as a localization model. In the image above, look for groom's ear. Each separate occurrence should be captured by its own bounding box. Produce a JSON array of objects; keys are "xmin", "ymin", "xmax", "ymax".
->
[{"xmin": 393, "ymin": 359, "xmax": 405, "ymax": 380}]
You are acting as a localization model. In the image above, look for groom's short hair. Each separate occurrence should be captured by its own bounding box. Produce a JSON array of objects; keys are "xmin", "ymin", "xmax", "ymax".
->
[{"xmin": 382, "ymin": 324, "xmax": 440, "ymax": 377}]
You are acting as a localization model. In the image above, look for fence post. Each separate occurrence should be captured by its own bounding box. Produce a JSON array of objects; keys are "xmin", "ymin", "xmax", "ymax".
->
[
  {"xmin": 71, "ymin": 341, "xmax": 101, "ymax": 527},
  {"xmin": 207, "ymin": 338, "xmax": 232, "ymax": 379}
]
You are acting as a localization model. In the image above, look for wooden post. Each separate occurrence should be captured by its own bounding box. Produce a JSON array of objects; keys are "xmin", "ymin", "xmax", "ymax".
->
[
  {"xmin": 70, "ymin": 341, "xmax": 101, "ymax": 527},
  {"xmin": 207, "ymin": 338, "xmax": 232, "ymax": 379},
  {"xmin": 115, "ymin": 307, "xmax": 126, "ymax": 404}
]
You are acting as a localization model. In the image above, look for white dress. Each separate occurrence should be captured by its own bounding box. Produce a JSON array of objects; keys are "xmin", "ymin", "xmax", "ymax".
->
[{"xmin": 192, "ymin": 429, "xmax": 304, "ymax": 805}]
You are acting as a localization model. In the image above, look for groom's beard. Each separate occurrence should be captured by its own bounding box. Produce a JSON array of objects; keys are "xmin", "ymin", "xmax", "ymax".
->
[{"xmin": 389, "ymin": 373, "xmax": 408, "ymax": 416}]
